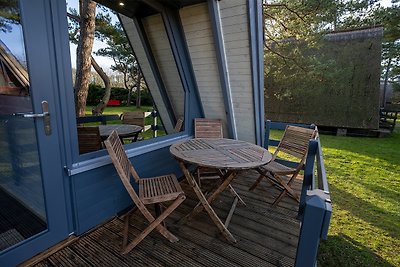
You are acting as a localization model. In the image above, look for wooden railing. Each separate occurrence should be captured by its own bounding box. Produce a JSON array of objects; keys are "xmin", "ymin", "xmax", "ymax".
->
[
  {"xmin": 264, "ymin": 120, "xmax": 332, "ymax": 267},
  {"xmin": 76, "ymin": 114, "xmax": 120, "ymax": 125}
]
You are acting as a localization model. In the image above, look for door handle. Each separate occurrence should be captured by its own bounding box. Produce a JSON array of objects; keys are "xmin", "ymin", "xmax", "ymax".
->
[
  {"xmin": 13, "ymin": 101, "xmax": 52, "ymax": 135},
  {"xmin": 21, "ymin": 112, "xmax": 49, "ymax": 118}
]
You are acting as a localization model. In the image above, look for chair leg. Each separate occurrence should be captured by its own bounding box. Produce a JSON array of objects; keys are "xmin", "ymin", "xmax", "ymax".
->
[
  {"xmin": 122, "ymin": 214, "xmax": 130, "ymax": 250},
  {"xmin": 154, "ymin": 203, "xmax": 166, "ymax": 227},
  {"xmin": 249, "ymin": 173, "xmax": 264, "ymax": 191},
  {"xmin": 121, "ymin": 208, "xmax": 136, "ymax": 251},
  {"xmin": 197, "ymin": 168, "xmax": 201, "ymax": 188},
  {"xmin": 122, "ymin": 194, "xmax": 186, "ymax": 254},
  {"xmin": 271, "ymin": 174, "xmax": 300, "ymax": 207}
]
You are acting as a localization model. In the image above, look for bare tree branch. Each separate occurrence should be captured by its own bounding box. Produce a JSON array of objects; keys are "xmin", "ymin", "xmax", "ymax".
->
[{"xmin": 264, "ymin": 3, "xmax": 306, "ymax": 23}]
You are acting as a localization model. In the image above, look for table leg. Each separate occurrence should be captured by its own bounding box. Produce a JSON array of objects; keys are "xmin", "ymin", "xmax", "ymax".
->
[
  {"xmin": 228, "ymin": 185, "xmax": 246, "ymax": 206},
  {"xmin": 178, "ymin": 162, "xmax": 237, "ymax": 243},
  {"xmin": 185, "ymin": 170, "xmax": 236, "ymax": 219}
]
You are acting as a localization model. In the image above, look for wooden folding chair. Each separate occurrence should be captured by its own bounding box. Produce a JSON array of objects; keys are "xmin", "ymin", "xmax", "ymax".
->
[
  {"xmin": 249, "ymin": 125, "xmax": 317, "ymax": 207},
  {"xmin": 193, "ymin": 118, "xmax": 224, "ymax": 187},
  {"xmin": 194, "ymin": 118, "xmax": 223, "ymax": 139},
  {"xmin": 192, "ymin": 119, "xmax": 245, "ymax": 205},
  {"xmin": 77, "ymin": 126, "xmax": 103, "ymax": 154},
  {"xmin": 120, "ymin": 111, "xmax": 151, "ymax": 142},
  {"xmin": 104, "ymin": 130, "xmax": 186, "ymax": 254}
]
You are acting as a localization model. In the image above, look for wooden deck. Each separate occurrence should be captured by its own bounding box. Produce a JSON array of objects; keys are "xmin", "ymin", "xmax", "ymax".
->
[{"xmin": 25, "ymin": 170, "xmax": 302, "ymax": 267}]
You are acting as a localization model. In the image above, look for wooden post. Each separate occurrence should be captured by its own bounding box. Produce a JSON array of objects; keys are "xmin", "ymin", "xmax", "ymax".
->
[
  {"xmin": 298, "ymin": 139, "xmax": 318, "ymax": 218},
  {"xmin": 295, "ymin": 194, "xmax": 331, "ymax": 267}
]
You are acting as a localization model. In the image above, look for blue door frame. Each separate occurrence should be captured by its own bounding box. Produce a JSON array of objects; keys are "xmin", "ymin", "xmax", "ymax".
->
[{"xmin": 0, "ymin": 1, "xmax": 70, "ymax": 266}]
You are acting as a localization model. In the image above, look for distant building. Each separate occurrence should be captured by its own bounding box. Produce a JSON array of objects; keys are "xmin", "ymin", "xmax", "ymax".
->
[{"xmin": 266, "ymin": 27, "xmax": 383, "ymax": 130}]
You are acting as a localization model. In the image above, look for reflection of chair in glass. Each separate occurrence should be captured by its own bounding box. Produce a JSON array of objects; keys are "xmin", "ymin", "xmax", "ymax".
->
[
  {"xmin": 249, "ymin": 125, "xmax": 317, "ymax": 207},
  {"xmin": 120, "ymin": 111, "xmax": 151, "ymax": 142},
  {"xmin": 104, "ymin": 130, "xmax": 186, "ymax": 254},
  {"xmin": 77, "ymin": 126, "xmax": 103, "ymax": 154}
]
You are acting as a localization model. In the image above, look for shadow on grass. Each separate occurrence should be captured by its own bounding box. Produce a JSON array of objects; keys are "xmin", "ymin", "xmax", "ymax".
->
[
  {"xmin": 319, "ymin": 131, "xmax": 400, "ymax": 166},
  {"xmin": 330, "ymin": 184, "xmax": 399, "ymax": 239},
  {"xmin": 355, "ymin": 179, "xmax": 400, "ymax": 207},
  {"xmin": 318, "ymin": 234, "xmax": 395, "ymax": 267}
]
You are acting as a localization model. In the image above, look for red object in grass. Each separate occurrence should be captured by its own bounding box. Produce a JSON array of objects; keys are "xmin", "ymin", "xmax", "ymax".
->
[{"xmin": 107, "ymin": 99, "xmax": 121, "ymax": 106}]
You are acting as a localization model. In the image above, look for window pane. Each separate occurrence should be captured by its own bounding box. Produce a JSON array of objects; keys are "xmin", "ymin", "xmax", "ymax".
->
[{"xmin": 66, "ymin": 0, "xmax": 185, "ymax": 154}]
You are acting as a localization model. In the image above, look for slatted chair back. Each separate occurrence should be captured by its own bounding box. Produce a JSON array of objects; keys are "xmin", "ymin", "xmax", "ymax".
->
[
  {"xmin": 104, "ymin": 130, "xmax": 141, "ymax": 184},
  {"xmin": 121, "ymin": 111, "xmax": 152, "ymax": 131},
  {"xmin": 274, "ymin": 125, "xmax": 317, "ymax": 163},
  {"xmin": 194, "ymin": 118, "xmax": 223, "ymax": 138},
  {"xmin": 77, "ymin": 126, "xmax": 103, "ymax": 154}
]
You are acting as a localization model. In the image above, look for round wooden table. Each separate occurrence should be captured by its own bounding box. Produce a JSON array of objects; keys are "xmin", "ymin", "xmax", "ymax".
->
[
  {"xmin": 170, "ymin": 138, "xmax": 272, "ymax": 243},
  {"xmin": 98, "ymin": 124, "xmax": 143, "ymax": 140},
  {"xmin": 170, "ymin": 138, "xmax": 272, "ymax": 170}
]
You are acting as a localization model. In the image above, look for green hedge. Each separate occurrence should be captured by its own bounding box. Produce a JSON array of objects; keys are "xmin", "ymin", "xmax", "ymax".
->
[{"xmin": 87, "ymin": 84, "xmax": 153, "ymax": 106}]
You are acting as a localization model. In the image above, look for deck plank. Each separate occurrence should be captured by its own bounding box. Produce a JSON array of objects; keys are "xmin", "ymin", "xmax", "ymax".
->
[{"xmin": 28, "ymin": 171, "xmax": 302, "ymax": 267}]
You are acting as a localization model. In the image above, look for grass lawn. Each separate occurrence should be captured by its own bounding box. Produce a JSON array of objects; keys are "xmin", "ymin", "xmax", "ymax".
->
[
  {"xmin": 270, "ymin": 128, "xmax": 399, "ymax": 266},
  {"xmin": 85, "ymin": 105, "xmax": 154, "ymax": 115},
  {"xmin": 85, "ymin": 105, "xmax": 166, "ymax": 139},
  {"xmin": 317, "ymin": 128, "xmax": 400, "ymax": 267}
]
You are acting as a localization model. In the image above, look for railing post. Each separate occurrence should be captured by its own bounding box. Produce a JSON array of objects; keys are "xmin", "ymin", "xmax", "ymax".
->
[
  {"xmin": 264, "ymin": 119, "xmax": 271, "ymax": 149},
  {"xmin": 151, "ymin": 109, "xmax": 158, "ymax": 138},
  {"xmin": 295, "ymin": 193, "xmax": 327, "ymax": 267},
  {"xmin": 299, "ymin": 139, "xmax": 318, "ymax": 217}
]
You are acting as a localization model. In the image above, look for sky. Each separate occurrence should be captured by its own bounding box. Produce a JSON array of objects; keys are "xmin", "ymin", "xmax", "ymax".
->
[
  {"xmin": 66, "ymin": 0, "xmax": 116, "ymax": 72},
  {"xmin": 0, "ymin": 0, "xmax": 116, "ymax": 72}
]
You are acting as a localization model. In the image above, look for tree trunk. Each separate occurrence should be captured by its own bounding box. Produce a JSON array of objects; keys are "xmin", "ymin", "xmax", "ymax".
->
[
  {"xmin": 74, "ymin": 0, "xmax": 96, "ymax": 117},
  {"xmin": 127, "ymin": 88, "xmax": 132, "ymax": 107},
  {"xmin": 91, "ymin": 56, "xmax": 111, "ymax": 115},
  {"xmin": 123, "ymin": 71, "xmax": 131, "ymax": 106},
  {"xmin": 135, "ymin": 72, "xmax": 142, "ymax": 108}
]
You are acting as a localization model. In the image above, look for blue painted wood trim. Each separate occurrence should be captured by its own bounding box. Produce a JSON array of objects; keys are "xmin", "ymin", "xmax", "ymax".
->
[
  {"xmin": 264, "ymin": 119, "xmax": 271, "ymax": 148},
  {"xmin": 299, "ymin": 139, "xmax": 318, "ymax": 216},
  {"xmin": 163, "ymin": 8, "xmax": 203, "ymax": 135},
  {"xmin": 140, "ymin": 0, "xmax": 203, "ymax": 135},
  {"xmin": 48, "ymin": 0, "xmax": 79, "ymax": 236},
  {"xmin": 268, "ymin": 139, "xmax": 280, "ymax": 147},
  {"xmin": 66, "ymin": 134, "xmax": 190, "ymax": 175},
  {"xmin": 131, "ymin": 17, "xmax": 176, "ymax": 124},
  {"xmin": 248, "ymin": 0, "xmax": 264, "ymax": 145},
  {"xmin": 295, "ymin": 195, "xmax": 328, "ymax": 267},
  {"xmin": 317, "ymin": 139, "xmax": 330, "ymax": 192},
  {"xmin": 208, "ymin": 0, "xmax": 236, "ymax": 139},
  {"xmin": 269, "ymin": 121, "xmax": 316, "ymax": 130}
]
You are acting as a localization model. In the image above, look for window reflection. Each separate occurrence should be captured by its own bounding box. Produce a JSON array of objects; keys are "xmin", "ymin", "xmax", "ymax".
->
[{"xmin": 66, "ymin": 0, "xmax": 185, "ymax": 154}]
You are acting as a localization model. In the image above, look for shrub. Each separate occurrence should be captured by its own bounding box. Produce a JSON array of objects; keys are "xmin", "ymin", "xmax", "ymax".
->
[{"xmin": 87, "ymin": 84, "xmax": 153, "ymax": 106}]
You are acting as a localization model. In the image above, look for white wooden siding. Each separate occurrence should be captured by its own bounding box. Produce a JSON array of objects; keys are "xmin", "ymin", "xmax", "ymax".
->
[
  {"xmin": 120, "ymin": 15, "xmax": 174, "ymax": 133},
  {"xmin": 142, "ymin": 15, "xmax": 185, "ymax": 124},
  {"xmin": 180, "ymin": 3, "xmax": 228, "ymax": 136},
  {"xmin": 219, "ymin": 0, "xmax": 256, "ymax": 143}
]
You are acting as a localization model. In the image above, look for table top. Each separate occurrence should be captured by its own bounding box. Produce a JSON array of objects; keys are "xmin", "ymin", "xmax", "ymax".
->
[
  {"xmin": 170, "ymin": 138, "xmax": 272, "ymax": 170},
  {"xmin": 97, "ymin": 124, "xmax": 143, "ymax": 138}
]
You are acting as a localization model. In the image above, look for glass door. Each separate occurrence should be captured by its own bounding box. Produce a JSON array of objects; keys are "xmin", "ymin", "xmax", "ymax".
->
[{"xmin": 0, "ymin": 0, "xmax": 69, "ymax": 265}]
